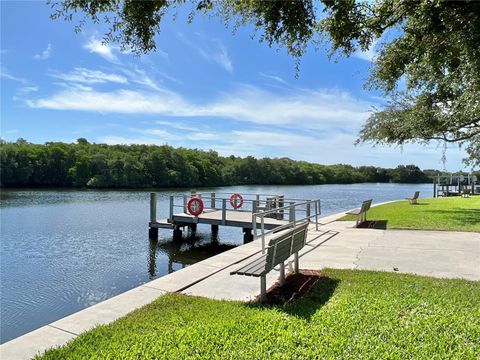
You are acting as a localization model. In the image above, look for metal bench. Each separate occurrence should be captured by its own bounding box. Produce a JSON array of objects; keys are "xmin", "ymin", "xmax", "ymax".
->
[
  {"xmin": 230, "ymin": 222, "xmax": 309, "ymax": 302},
  {"xmin": 406, "ymin": 191, "xmax": 420, "ymax": 204},
  {"xmin": 346, "ymin": 199, "xmax": 372, "ymax": 227}
]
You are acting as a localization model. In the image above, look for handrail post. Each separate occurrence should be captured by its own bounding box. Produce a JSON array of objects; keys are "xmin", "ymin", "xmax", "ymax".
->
[
  {"xmin": 261, "ymin": 216, "xmax": 265, "ymax": 254},
  {"xmin": 252, "ymin": 200, "xmax": 257, "ymax": 213},
  {"xmin": 306, "ymin": 200, "xmax": 311, "ymax": 223},
  {"xmin": 211, "ymin": 192, "xmax": 216, "ymax": 209},
  {"xmin": 289, "ymin": 202, "xmax": 295, "ymax": 225},
  {"xmin": 150, "ymin": 193, "xmax": 157, "ymax": 223},
  {"xmin": 169, "ymin": 195, "xmax": 174, "ymax": 222},
  {"xmin": 315, "ymin": 200, "xmax": 319, "ymax": 231},
  {"xmin": 256, "ymin": 194, "xmax": 260, "ymax": 208},
  {"xmin": 183, "ymin": 195, "xmax": 187, "ymax": 213},
  {"xmin": 222, "ymin": 199, "xmax": 227, "ymax": 225}
]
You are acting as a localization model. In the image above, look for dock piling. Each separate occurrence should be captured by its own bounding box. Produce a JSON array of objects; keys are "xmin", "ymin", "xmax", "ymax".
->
[{"xmin": 243, "ymin": 228, "xmax": 253, "ymax": 243}]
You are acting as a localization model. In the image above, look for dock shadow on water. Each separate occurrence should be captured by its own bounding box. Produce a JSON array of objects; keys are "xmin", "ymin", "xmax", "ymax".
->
[{"xmin": 148, "ymin": 231, "xmax": 237, "ymax": 278}]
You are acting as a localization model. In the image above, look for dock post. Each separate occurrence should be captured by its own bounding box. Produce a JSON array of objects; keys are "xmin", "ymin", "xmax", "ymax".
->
[
  {"xmin": 211, "ymin": 224, "xmax": 219, "ymax": 235},
  {"xmin": 173, "ymin": 226, "xmax": 182, "ymax": 242},
  {"xmin": 278, "ymin": 195, "xmax": 284, "ymax": 220},
  {"xmin": 183, "ymin": 195, "xmax": 188, "ymax": 213},
  {"xmin": 149, "ymin": 193, "xmax": 158, "ymax": 240},
  {"xmin": 188, "ymin": 224, "xmax": 197, "ymax": 235},
  {"xmin": 243, "ymin": 228, "xmax": 253, "ymax": 243},
  {"xmin": 150, "ymin": 193, "xmax": 157, "ymax": 223},
  {"xmin": 149, "ymin": 227, "xmax": 158, "ymax": 240},
  {"xmin": 256, "ymin": 194, "xmax": 260, "ymax": 208},
  {"xmin": 222, "ymin": 199, "xmax": 227, "ymax": 225},
  {"xmin": 211, "ymin": 192, "xmax": 216, "ymax": 209},
  {"xmin": 169, "ymin": 196, "xmax": 174, "ymax": 222}
]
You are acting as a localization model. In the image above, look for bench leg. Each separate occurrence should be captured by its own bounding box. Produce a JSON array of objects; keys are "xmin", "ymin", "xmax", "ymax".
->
[
  {"xmin": 279, "ymin": 262, "xmax": 285, "ymax": 286},
  {"xmin": 294, "ymin": 252, "xmax": 299, "ymax": 274},
  {"xmin": 260, "ymin": 275, "xmax": 267, "ymax": 302}
]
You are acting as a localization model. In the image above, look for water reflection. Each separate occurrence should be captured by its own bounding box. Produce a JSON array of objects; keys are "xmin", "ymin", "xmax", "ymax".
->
[{"xmin": 148, "ymin": 232, "xmax": 237, "ymax": 278}]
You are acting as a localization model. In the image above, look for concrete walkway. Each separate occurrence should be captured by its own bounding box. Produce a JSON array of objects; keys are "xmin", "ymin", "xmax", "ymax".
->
[
  {"xmin": 179, "ymin": 216, "xmax": 480, "ymax": 301},
  {"xmin": 2, "ymin": 212, "xmax": 479, "ymax": 359}
]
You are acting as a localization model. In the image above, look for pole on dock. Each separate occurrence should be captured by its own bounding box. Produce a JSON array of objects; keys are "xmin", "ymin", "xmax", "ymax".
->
[
  {"xmin": 211, "ymin": 192, "xmax": 216, "ymax": 209},
  {"xmin": 150, "ymin": 193, "xmax": 157, "ymax": 223},
  {"xmin": 149, "ymin": 193, "xmax": 159, "ymax": 240},
  {"xmin": 222, "ymin": 199, "xmax": 227, "ymax": 225},
  {"xmin": 278, "ymin": 195, "xmax": 284, "ymax": 220},
  {"xmin": 243, "ymin": 228, "xmax": 253, "ymax": 243}
]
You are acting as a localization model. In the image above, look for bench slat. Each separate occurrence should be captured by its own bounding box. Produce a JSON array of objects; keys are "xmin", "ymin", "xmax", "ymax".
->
[{"xmin": 231, "ymin": 254, "xmax": 267, "ymax": 275}]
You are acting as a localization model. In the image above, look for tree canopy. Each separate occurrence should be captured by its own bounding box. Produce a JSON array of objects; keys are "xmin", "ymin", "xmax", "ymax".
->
[
  {"xmin": 50, "ymin": 0, "xmax": 480, "ymax": 166},
  {"xmin": 0, "ymin": 139, "xmax": 440, "ymax": 188}
]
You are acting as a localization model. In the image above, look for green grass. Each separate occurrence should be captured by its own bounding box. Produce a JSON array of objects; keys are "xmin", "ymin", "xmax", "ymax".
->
[
  {"xmin": 38, "ymin": 269, "xmax": 480, "ymax": 359},
  {"xmin": 340, "ymin": 196, "xmax": 480, "ymax": 232}
]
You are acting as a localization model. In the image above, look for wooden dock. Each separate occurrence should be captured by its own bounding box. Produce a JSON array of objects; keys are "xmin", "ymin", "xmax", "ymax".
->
[{"xmin": 148, "ymin": 192, "xmax": 321, "ymax": 243}]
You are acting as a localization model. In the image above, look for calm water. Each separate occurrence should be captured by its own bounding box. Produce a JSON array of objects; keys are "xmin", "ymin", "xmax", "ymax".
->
[{"xmin": 0, "ymin": 183, "xmax": 431, "ymax": 343}]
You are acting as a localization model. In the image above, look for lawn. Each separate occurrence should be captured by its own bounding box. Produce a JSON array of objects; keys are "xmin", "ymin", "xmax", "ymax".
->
[
  {"xmin": 340, "ymin": 196, "xmax": 480, "ymax": 232},
  {"xmin": 38, "ymin": 269, "xmax": 480, "ymax": 359}
]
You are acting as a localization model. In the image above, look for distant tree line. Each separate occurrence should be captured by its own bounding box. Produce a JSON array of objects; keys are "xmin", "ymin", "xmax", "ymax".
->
[{"xmin": 0, "ymin": 138, "xmax": 462, "ymax": 188}]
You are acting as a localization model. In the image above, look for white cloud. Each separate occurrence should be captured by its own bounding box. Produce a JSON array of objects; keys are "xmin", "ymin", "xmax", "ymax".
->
[
  {"xmin": 84, "ymin": 37, "xmax": 119, "ymax": 63},
  {"xmin": 26, "ymin": 83, "xmax": 373, "ymax": 129},
  {"xmin": 354, "ymin": 40, "xmax": 378, "ymax": 62},
  {"xmin": 179, "ymin": 33, "xmax": 233, "ymax": 73},
  {"xmin": 51, "ymin": 68, "xmax": 128, "ymax": 84},
  {"xmin": 260, "ymin": 73, "xmax": 287, "ymax": 85},
  {"xmin": 0, "ymin": 65, "xmax": 26, "ymax": 83},
  {"xmin": 33, "ymin": 44, "xmax": 52, "ymax": 60},
  {"xmin": 97, "ymin": 136, "xmax": 167, "ymax": 145},
  {"xmin": 17, "ymin": 86, "xmax": 39, "ymax": 95},
  {"xmin": 120, "ymin": 67, "xmax": 162, "ymax": 90}
]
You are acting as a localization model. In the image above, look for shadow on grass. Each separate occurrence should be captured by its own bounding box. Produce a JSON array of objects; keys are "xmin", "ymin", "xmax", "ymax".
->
[
  {"xmin": 246, "ymin": 272, "xmax": 339, "ymax": 321},
  {"xmin": 425, "ymin": 208, "xmax": 480, "ymax": 226},
  {"xmin": 358, "ymin": 220, "xmax": 388, "ymax": 230}
]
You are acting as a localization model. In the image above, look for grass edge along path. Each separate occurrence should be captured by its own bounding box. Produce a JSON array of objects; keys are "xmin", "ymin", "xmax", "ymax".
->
[
  {"xmin": 340, "ymin": 197, "xmax": 480, "ymax": 232},
  {"xmin": 37, "ymin": 269, "xmax": 480, "ymax": 359}
]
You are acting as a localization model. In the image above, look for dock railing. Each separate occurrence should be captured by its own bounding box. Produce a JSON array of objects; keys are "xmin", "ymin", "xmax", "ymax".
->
[
  {"xmin": 165, "ymin": 192, "xmax": 297, "ymax": 224},
  {"xmin": 252, "ymin": 199, "xmax": 321, "ymax": 253}
]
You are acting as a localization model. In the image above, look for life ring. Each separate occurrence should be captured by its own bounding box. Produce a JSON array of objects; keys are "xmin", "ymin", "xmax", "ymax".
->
[
  {"xmin": 187, "ymin": 197, "xmax": 204, "ymax": 216},
  {"xmin": 230, "ymin": 193, "xmax": 244, "ymax": 209}
]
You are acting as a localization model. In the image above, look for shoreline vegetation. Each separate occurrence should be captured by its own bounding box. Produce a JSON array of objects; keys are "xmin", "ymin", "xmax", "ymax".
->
[{"xmin": 2, "ymin": 138, "xmax": 473, "ymax": 189}]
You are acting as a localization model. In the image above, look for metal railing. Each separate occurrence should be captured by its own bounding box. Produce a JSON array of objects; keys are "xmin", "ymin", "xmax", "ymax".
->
[
  {"xmin": 165, "ymin": 191, "xmax": 308, "ymax": 224},
  {"xmin": 252, "ymin": 199, "xmax": 321, "ymax": 253}
]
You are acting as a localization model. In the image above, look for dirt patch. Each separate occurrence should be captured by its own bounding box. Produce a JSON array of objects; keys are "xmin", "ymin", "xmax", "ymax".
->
[{"xmin": 254, "ymin": 270, "xmax": 326, "ymax": 305}]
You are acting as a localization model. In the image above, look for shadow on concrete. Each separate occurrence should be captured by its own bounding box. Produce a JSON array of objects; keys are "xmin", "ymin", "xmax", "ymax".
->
[{"xmin": 357, "ymin": 220, "xmax": 388, "ymax": 230}]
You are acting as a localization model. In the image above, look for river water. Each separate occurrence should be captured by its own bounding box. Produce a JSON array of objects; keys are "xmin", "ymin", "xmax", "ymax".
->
[{"xmin": 0, "ymin": 183, "xmax": 432, "ymax": 343}]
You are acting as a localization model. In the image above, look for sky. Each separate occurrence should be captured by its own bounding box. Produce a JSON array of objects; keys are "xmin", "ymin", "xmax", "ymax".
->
[{"xmin": 0, "ymin": 1, "xmax": 470, "ymax": 171}]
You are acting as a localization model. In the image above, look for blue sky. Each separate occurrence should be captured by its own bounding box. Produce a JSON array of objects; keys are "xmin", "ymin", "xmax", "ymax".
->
[{"xmin": 0, "ymin": 1, "xmax": 469, "ymax": 170}]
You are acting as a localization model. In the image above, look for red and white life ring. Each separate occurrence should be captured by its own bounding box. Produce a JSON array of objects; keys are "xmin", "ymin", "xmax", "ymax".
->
[
  {"xmin": 230, "ymin": 193, "xmax": 244, "ymax": 209},
  {"xmin": 187, "ymin": 197, "xmax": 204, "ymax": 216}
]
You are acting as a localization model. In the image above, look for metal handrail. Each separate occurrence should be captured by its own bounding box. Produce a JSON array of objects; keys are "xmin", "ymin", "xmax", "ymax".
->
[{"xmin": 252, "ymin": 199, "xmax": 321, "ymax": 253}]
